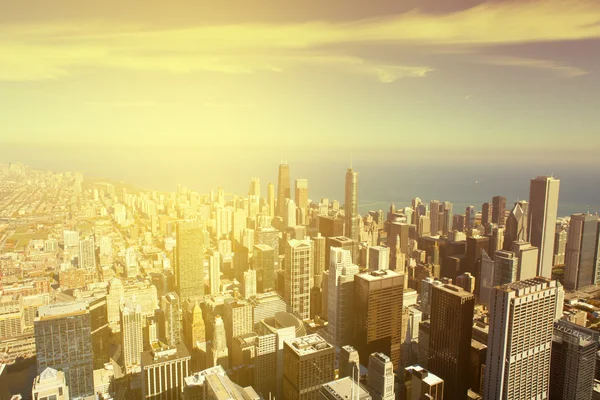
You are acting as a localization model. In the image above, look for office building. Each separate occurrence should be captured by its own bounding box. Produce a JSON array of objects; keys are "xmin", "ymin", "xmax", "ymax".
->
[
  {"xmin": 183, "ymin": 365, "xmax": 259, "ymax": 400},
  {"xmin": 31, "ymin": 367, "xmax": 69, "ymax": 400},
  {"xmin": 183, "ymin": 300, "xmax": 205, "ymax": 352},
  {"xmin": 528, "ymin": 176, "xmax": 560, "ymax": 278},
  {"xmin": 78, "ymin": 236, "xmax": 96, "ymax": 272},
  {"xmin": 493, "ymin": 250, "xmax": 519, "ymax": 286},
  {"xmin": 354, "ymin": 270, "xmax": 404, "ymax": 370},
  {"xmin": 492, "ymin": 196, "xmax": 506, "ymax": 226},
  {"xmin": 249, "ymin": 291, "xmax": 287, "ymax": 327},
  {"xmin": 504, "ymin": 201, "xmax": 528, "ymax": 247},
  {"xmin": 428, "ymin": 284, "xmax": 474, "ymax": 400},
  {"xmin": 511, "ymin": 241, "xmax": 538, "ymax": 281},
  {"xmin": 224, "ymin": 299, "xmax": 253, "ymax": 351},
  {"xmin": 282, "ymin": 334, "xmax": 335, "ymax": 400},
  {"xmin": 141, "ymin": 343, "xmax": 191, "ymax": 400},
  {"xmin": 368, "ymin": 246, "xmax": 390, "ymax": 271},
  {"xmin": 162, "ymin": 292, "xmax": 182, "ymax": 347},
  {"xmin": 367, "ymin": 352, "xmax": 395, "ymax": 400},
  {"xmin": 345, "ymin": 167, "xmax": 359, "ymax": 243},
  {"xmin": 321, "ymin": 377, "xmax": 371, "ymax": 400},
  {"xmin": 564, "ymin": 213, "xmax": 599, "ymax": 290},
  {"xmin": 404, "ymin": 365, "xmax": 444, "ymax": 400},
  {"xmin": 550, "ymin": 320, "xmax": 598, "ymax": 400},
  {"xmin": 268, "ymin": 182, "xmax": 275, "ymax": 218},
  {"xmin": 456, "ymin": 272, "xmax": 476, "ymax": 293},
  {"xmin": 121, "ymin": 301, "xmax": 144, "ymax": 374},
  {"xmin": 284, "ymin": 239, "xmax": 312, "ymax": 320},
  {"xmin": 254, "ymin": 244, "xmax": 275, "ymax": 292},
  {"xmin": 483, "ymin": 278, "xmax": 564, "ymax": 399},
  {"xmin": 176, "ymin": 220, "xmax": 205, "ymax": 301},
  {"xmin": 295, "ymin": 179, "xmax": 309, "ymax": 225},
  {"xmin": 277, "ymin": 163, "xmax": 291, "ymax": 218},
  {"xmin": 34, "ymin": 302, "xmax": 94, "ymax": 399},
  {"xmin": 209, "ymin": 252, "xmax": 221, "ymax": 295},
  {"xmin": 312, "ymin": 233, "xmax": 326, "ymax": 286},
  {"xmin": 243, "ymin": 269, "xmax": 257, "ymax": 298},
  {"xmin": 339, "ymin": 345, "xmax": 360, "ymax": 380},
  {"xmin": 212, "ymin": 315, "xmax": 229, "ymax": 369},
  {"xmin": 327, "ymin": 247, "xmax": 359, "ymax": 347},
  {"xmin": 481, "ymin": 203, "xmax": 492, "ymax": 226}
]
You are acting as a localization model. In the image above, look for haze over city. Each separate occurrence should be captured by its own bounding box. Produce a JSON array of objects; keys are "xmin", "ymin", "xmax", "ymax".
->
[{"xmin": 2, "ymin": 1, "xmax": 600, "ymax": 400}]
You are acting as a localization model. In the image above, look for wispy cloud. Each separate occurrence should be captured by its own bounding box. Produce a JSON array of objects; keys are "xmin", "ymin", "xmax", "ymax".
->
[
  {"xmin": 0, "ymin": 0, "xmax": 598, "ymax": 82},
  {"xmin": 474, "ymin": 55, "xmax": 589, "ymax": 78}
]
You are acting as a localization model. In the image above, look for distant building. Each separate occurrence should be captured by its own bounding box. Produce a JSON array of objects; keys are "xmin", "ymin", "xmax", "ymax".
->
[
  {"xmin": 564, "ymin": 213, "xmax": 600, "ymax": 290},
  {"xmin": 284, "ymin": 239, "xmax": 312, "ymax": 320},
  {"xmin": 176, "ymin": 220, "xmax": 205, "ymax": 302},
  {"xmin": 528, "ymin": 176, "xmax": 560, "ymax": 278},
  {"xmin": 121, "ymin": 301, "xmax": 144, "ymax": 374},
  {"xmin": 404, "ymin": 365, "xmax": 444, "ymax": 400}
]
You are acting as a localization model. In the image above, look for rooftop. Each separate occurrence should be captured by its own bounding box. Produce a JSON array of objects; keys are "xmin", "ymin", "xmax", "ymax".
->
[
  {"xmin": 285, "ymin": 334, "xmax": 333, "ymax": 356},
  {"xmin": 36, "ymin": 301, "xmax": 88, "ymax": 320},
  {"xmin": 357, "ymin": 269, "xmax": 403, "ymax": 281},
  {"xmin": 321, "ymin": 377, "xmax": 370, "ymax": 400}
]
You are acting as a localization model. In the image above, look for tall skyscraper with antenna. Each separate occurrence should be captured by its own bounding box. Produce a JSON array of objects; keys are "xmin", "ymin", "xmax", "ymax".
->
[
  {"xmin": 277, "ymin": 163, "xmax": 291, "ymax": 218},
  {"xmin": 345, "ymin": 166, "xmax": 359, "ymax": 243}
]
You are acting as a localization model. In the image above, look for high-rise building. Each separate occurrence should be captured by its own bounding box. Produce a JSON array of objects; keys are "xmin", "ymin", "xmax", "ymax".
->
[
  {"xmin": 511, "ymin": 241, "xmax": 538, "ymax": 281},
  {"xmin": 327, "ymin": 247, "xmax": 359, "ymax": 347},
  {"xmin": 183, "ymin": 300, "xmax": 205, "ymax": 352},
  {"xmin": 285, "ymin": 198, "xmax": 297, "ymax": 228},
  {"xmin": 368, "ymin": 246, "xmax": 390, "ymax": 271},
  {"xmin": 211, "ymin": 315, "xmax": 229, "ymax": 369},
  {"xmin": 121, "ymin": 301, "xmax": 144, "ymax": 374},
  {"xmin": 492, "ymin": 196, "xmax": 506, "ymax": 226},
  {"xmin": 550, "ymin": 320, "xmax": 598, "ymax": 400},
  {"xmin": 339, "ymin": 345, "xmax": 360, "ymax": 380},
  {"xmin": 282, "ymin": 334, "xmax": 335, "ymax": 400},
  {"xmin": 504, "ymin": 201, "xmax": 528, "ymax": 247},
  {"xmin": 493, "ymin": 250, "xmax": 519, "ymax": 287},
  {"xmin": 253, "ymin": 244, "xmax": 276, "ymax": 293},
  {"xmin": 481, "ymin": 202, "xmax": 492, "ymax": 226},
  {"xmin": 224, "ymin": 299, "xmax": 253, "ymax": 352},
  {"xmin": 31, "ymin": 368, "xmax": 69, "ymax": 400},
  {"xmin": 284, "ymin": 239, "xmax": 312, "ymax": 320},
  {"xmin": 141, "ymin": 343, "xmax": 191, "ymax": 400},
  {"xmin": 277, "ymin": 163, "xmax": 291, "ymax": 218},
  {"xmin": 176, "ymin": 220, "xmax": 205, "ymax": 301},
  {"xmin": 34, "ymin": 302, "xmax": 94, "ymax": 399},
  {"xmin": 78, "ymin": 236, "xmax": 96, "ymax": 272},
  {"xmin": 162, "ymin": 292, "xmax": 182, "ymax": 347},
  {"xmin": 209, "ymin": 252, "xmax": 221, "ymax": 295},
  {"xmin": 564, "ymin": 213, "xmax": 599, "ymax": 290},
  {"xmin": 267, "ymin": 182, "xmax": 275, "ymax": 218},
  {"xmin": 345, "ymin": 167, "xmax": 359, "ymax": 242},
  {"xmin": 321, "ymin": 377, "xmax": 371, "ymax": 400},
  {"xmin": 312, "ymin": 233, "xmax": 326, "ymax": 286},
  {"xmin": 465, "ymin": 205, "xmax": 477, "ymax": 231},
  {"xmin": 528, "ymin": 176, "xmax": 560, "ymax": 278},
  {"xmin": 456, "ymin": 272, "xmax": 476, "ymax": 293},
  {"xmin": 367, "ymin": 352, "xmax": 395, "ymax": 400},
  {"xmin": 243, "ymin": 269, "xmax": 257, "ymax": 298},
  {"xmin": 483, "ymin": 278, "xmax": 564, "ymax": 400},
  {"xmin": 418, "ymin": 215, "xmax": 431, "ymax": 237},
  {"xmin": 249, "ymin": 177, "xmax": 260, "ymax": 197},
  {"xmin": 428, "ymin": 284, "xmax": 474, "ymax": 400},
  {"xmin": 404, "ymin": 365, "xmax": 444, "ymax": 400},
  {"xmin": 554, "ymin": 224, "xmax": 568, "ymax": 266},
  {"xmin": 295, "ymin": 179, "xmax": 308, "ymax": 225},
  {"xmin": 354, "ymin": 270, "xmax": 404, "ymax": 370},
  {"xmin": 430, "ymin": 200, "xmax": 441, "ymax": 235}
]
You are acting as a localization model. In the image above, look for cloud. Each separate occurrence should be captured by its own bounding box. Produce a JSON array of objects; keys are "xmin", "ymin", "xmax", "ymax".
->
[
  {"xmin": 475, "ymin": 55, "xmax": 589, "ymax": 78},
  {"xmin": 0, "ymin": 0, "xmax": 598, "ymax": 81}
]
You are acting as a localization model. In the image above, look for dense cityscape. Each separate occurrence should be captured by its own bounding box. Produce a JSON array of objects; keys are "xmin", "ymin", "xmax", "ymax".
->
[{"xmin": 0, "ymin": 161, "xmax": 598, "ymax": 399}]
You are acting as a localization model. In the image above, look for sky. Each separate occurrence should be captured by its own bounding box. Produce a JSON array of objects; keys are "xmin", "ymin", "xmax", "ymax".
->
[{"xmin": 1, "ymin": 0, "xmax": 600, "ymax": 165}]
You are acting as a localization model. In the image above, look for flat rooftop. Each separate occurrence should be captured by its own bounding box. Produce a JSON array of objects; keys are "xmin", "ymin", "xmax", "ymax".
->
[
  {"xmin": 285, "ymin": 334, "xmax": 333, "ymax": 356},
  {"xmin": 357, "ymin": 269, "xmax": 403, "ymax": 281},
  {"xmin": 36, "ymin": 301, "xmax": 88, "ymax": 320}
]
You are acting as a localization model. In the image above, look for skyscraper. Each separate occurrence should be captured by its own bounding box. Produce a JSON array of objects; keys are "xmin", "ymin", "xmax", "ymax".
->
[
  {"xmin": 183, "ymin": 300, "xmax": 205, "ymax": 353},
  {"xmin": 253, "ymin": 244, "xmax": 275, "ymax": 292},
  {"xmin": 481, "ymin": 202, "xmax": 492, "ymax": 226},
  {"xmin": 78, "ymin": 236, "xmax": 96, "ymax": 272},
  {"xmin": 327, "ymin": 247, "xmax": 359, "ymax": 347},
  {"xmin": 492, "ymin": 195, "xmax": 506, "ymax": 226},
  {"xmin": 564, "ymin": 213, "xmax": 599, "ymax": 290},
  {"xmin": 368, "ymin": 246, "xmax": 390, "ymax": 271},
  {"xmin": 212, "ymin": 315, "xmax": 229, "ymax": 369},
  {"xmin": 404, "ymin": 365, "xmax": 444, "ymax": 400},
  {"xmin": 267, "ymin": 182, "xmax": 275, "ymax": 218},
  {"xmin": 345, "ymin": 167, "xmax": 359, "ymax": 242},
  {"xmin": 277, "ymin": 163, "xmax": 291, "ymax": 218},
  {"xmin": 121, "ymin": 301, "xmax": 144, "ymax": 374},
  {"xmin": 367, "ymin": 352, "xmax": 395, "ymax": 400},
  {"xmin": 528, "ymin": 176, "xmax": 560, "ymax": 278},
  {"xmin": 34, "ymin": 302, "xmax": 94, "ymax": 399},
  {"xmin": 141, "ymin": 343, "xmax": 191, "ymax": 400},
  {"xmin": 209, "ymin": 251, "xmax": 221, "ymax": 295},
  {"xmin": 354, "ymin": 270, "xmax": 404, "ymax": 370},
  {"xmin": 295, "ymin": 178, "xmax": 308, "ymax": 225},
  {"xmin": 282, "ymin": 334, "xmax": 335, "ymax": 400},
  {"xmin": 504, "ymin": 201, "xmax": 528, "ymax": 247},
  {"xmin": 430, "ymin": 200, "xmax": 441, "ymax": 235},
  {"xmin": 483, "ymin": 278, "xmax": 563, "ymax": 400},
  {"xmin": 550, "ymin": 319, "xmax": 598, "ymax": 400},
  {"xmin": 428, "ymin": 284, "xmax": 474, "ymax": 400},
  {"xmin": 284, "ymin": 239, "xmax": 312, "ymax": 320},
  {"xmin": 176, "ymin": 220, "xmax": 204, "ymax": 301},
  {"xmin": 465, "ymin": 205, "xmax": 476, "ymax": 231},
  {"xmin": 162, "ymin": 292, "xmax": 182, "ymax": 347},
  {"xmin": 243, "ymin": 268, "xmax": 257, "ymax": 298},
  {"xmin": 339, "ymin": 345, "xmax": 360, "ymax": 380}
]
